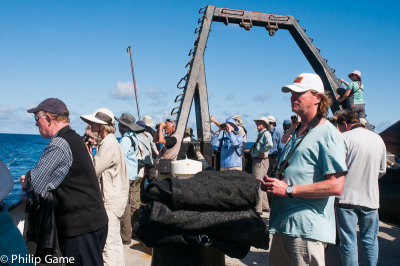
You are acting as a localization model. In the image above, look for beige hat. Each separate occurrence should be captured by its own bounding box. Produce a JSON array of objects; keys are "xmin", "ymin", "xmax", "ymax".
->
[
  {"xmin": 282, "ymin": 73, "xmax": 324, "ymax": 94},
  {"xmin": 348, "ymin": 70, "xmax": 361, "ymax": 80},
  {"xmin": 0, "ymin": 160, "xmax": 13, "ymax": 202},
  {"xmin": 231, "ymin": 114, "xmax": 244, "ymax": 127},
  {"xmin": 80, "ymin": 108, "xmax": 115, "ymax": 125},
  {"xmin": 185, "ymin": 127, "xmax": 194, "ymax": 136},
  {"xmin": 143, "ymin": 115, "xmax": 154, "ymax": 127},
  {"xmin": 254, "ymin": 116, "xmax": 269, "ymax": 125},
  {"xmin": 267, "ymin": 116, "xmax": 276, "ymax": 123},
  {"xmin": 359, "ymin": 118, "xmax": 367, "ymax": 126}
]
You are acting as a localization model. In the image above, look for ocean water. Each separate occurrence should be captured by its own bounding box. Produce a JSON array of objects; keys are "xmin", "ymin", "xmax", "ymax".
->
[
  {"xmin": 0, "ymin": 133, "xmax": 254, "ymax": 208},
  {"xmin": 0, "ymin": 133, "xmax": 48, "ymax": 208}
]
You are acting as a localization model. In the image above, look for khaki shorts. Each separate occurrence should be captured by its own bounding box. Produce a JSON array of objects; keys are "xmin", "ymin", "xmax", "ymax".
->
[{"xmin": 269, "ymin": 233, "xmax": 326, "ymax": 266}]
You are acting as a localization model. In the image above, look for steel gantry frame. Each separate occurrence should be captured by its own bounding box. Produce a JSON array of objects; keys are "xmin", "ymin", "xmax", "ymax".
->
[{"xmin": 172, "ymin": 5, "xmax": 344, "ymax": 161}]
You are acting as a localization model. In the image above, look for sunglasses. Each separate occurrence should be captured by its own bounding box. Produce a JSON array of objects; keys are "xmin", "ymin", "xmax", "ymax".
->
[{"xmin": 34, "ymin": 114, "xmax": 45, "ymax": 122}]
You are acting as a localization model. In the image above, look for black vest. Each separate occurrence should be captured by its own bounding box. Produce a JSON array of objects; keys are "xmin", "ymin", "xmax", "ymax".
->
[{"xmin": 54, "ymin": 126, "xmax": 108, "ymax": 238}]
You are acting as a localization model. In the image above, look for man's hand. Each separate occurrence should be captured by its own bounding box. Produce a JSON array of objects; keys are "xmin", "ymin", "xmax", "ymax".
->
[
  {"xmin": 290, "ymin": 115, "xmax": 300, "ymax": 130},
  {"xmin": 20, "ymin": 175, "xmax": 27, "ymax": 190},
  {"xmin": 261, "ymin": 175, "xmax": 289, "ymax": 197},
  {"xmin": 159, "ymin": 122, "xmax": 165, "ymax": 129},
  {"xmin": 210, "ymin": 115, "xmax": 217, "ymax": 124},
  {"xmin": 338, "ymin": 78, "xmax": 344, "ymax": 83},
  {"xmin": 257, "ymin": 152, "xmax": 266, "ymax": 159}
]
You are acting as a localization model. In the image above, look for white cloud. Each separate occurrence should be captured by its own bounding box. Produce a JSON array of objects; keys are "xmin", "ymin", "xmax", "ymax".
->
[
  {"xmin": 146, "ymin": 87, "xmax": 162, "ymax": 96},
  {"xmin": 111, "ymin": 81, "xmax": 134, "ymax": 99}
]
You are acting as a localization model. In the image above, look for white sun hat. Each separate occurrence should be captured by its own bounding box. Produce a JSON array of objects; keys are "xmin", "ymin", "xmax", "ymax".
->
[
  {"xmin": 254, "ymin": 116, "xmax": 270, "ymax": 125},
  {"xmin": 267, "ymin": 116, "xmax": 276, "ymax": 123},
  {"xmin": 0, "ymin": 160, "xmax": 14, "ymax": 202},
  {"xmin": 80, "ymin": 108, "xmax": 115, "ymax": 125},
  {"xmin": 348, "ymin": 70, "xmax": 361, "ymax": 79},
  {"xmin": 282, "ymin": 73, "xmax": 324, "ymax": 94},
  {"xmin": 142, "ymin": 115, "xmax": 154, "ymax": 127}
]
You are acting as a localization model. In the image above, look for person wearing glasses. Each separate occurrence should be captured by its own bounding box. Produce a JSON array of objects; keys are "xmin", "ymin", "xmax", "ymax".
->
[{"xmin": 20, "ymin": 98, "xmax": 108, "ymax": 266}]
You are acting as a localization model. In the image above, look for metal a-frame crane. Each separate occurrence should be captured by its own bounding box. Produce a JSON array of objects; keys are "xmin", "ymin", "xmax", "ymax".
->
[{"xmin": 173, "ymin": 5, "xmax": 345, "ymax": 164}]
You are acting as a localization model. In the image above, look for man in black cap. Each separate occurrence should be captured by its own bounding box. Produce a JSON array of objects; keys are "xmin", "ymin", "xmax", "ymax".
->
[{"xmin": 20, "ymin": 98, "xmax": 108, "ymax": 266}]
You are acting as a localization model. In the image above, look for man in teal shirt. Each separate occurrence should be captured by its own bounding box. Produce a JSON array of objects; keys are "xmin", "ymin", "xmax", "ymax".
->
[
  {"xmin": 251, "ymin": 116, "xmax": 273, "ymax": 215},
  {"xmin": 262, "ymin": 73, "xmax": 347, "ymax": 265}
]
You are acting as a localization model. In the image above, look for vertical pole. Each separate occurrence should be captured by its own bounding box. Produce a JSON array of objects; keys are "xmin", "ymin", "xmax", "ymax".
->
[{"xmin": 127, "ymin": 46, "xmax": 141, "ymax": 120}]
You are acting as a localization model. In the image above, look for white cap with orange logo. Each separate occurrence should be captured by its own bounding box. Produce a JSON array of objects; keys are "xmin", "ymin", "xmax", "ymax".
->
[{"xmin": 282, "ymin": 73, "xmax": 324, "ymax": 94}]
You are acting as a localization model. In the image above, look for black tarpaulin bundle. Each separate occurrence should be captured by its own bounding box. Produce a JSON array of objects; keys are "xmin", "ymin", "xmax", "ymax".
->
[{"xmin": 134, "ymin": 170, "xmax": 269, "ymax": 258}]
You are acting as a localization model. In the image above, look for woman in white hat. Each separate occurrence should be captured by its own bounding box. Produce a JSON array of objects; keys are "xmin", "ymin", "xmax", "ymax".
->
[
  {"xmin": 81, "ymin": 108, "xmax": 129, "ymax": 266},
  {"xmin": 337, "ymin": 70, "xmax": 366, "ymax": 119}
]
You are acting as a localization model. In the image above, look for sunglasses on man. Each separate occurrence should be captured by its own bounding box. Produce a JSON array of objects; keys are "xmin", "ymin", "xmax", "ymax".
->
[{"xmin": 34, "ymin": 114, "xmax": 46, "ymax": 122}]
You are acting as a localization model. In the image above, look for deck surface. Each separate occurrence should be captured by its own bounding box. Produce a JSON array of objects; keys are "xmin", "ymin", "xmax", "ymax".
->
[{"xmin": 124, "ymin": 212, "xmax": 400, "ymax": 265}]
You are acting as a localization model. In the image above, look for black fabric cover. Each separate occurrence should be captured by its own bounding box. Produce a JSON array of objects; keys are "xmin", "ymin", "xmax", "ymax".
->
[
  {"xmin": 135, "ymin": 170, "xmax": 269, "ymax": 258},
  {"xmin": 142, "ymin": 170, "xmax": 260, "ymax": 211},
  {"xmin": 134, "ymin": 201, "xmax": 268, "ymax": 255}
]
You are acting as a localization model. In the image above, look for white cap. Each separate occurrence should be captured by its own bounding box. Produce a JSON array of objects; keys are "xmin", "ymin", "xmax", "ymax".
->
[
  {"xmin": 282, "ymin": 73, "xmax": 324, "ymax": 94},
  {"xmin": 80, "ymin": 108, "xmax": 115, "ymax": 125},
  {"xmin": 267, "ymin": 116, "xmax": 276, "ymax": 123},
  {"xmin": 348, "ymin": 70, "xmax": 361, "ymax": 79},
  {"xmin": 143, "ymin": 115, "xmax": 154, "ymax": 127}
]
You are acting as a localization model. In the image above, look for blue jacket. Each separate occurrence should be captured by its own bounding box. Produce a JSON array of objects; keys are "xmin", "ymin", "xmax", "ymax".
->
[
  {"xmin": 119, "ymin": 131, "xmax": 139, "ymax": 181},
  {"xmin": 269, "ymin": 127, "xmax": 284, "ymax": 157},
  {"xmin": 211, "ymin": 131, "xmax": 243, "ymax": 168}
]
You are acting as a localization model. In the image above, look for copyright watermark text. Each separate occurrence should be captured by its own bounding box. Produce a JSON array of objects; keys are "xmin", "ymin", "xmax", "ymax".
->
[{"xmin": 0, "ymin": 254, "xmax": 75, "ymax": 265}]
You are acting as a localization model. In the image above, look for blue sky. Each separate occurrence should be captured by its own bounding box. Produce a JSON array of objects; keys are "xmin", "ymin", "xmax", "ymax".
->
[{"xmin": 0, "ymin": 0, "xmax": 399, "ymax": 141}]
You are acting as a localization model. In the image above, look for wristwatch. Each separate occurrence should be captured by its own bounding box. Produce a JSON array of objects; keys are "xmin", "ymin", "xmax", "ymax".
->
[{"xmin": 286, "ymin": 185, "xmax": 293, "ymax": 198}]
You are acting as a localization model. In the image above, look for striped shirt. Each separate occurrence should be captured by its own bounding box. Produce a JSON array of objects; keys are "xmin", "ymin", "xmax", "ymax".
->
[{"xmin": 30, "ymin": 128, "xmax": 73, "ymax": 197}]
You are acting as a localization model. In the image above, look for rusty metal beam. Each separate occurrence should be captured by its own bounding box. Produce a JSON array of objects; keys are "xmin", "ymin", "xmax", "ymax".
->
[{"xmin": 173, "ymin": 5, "xmax": 348, "ymax": 149}]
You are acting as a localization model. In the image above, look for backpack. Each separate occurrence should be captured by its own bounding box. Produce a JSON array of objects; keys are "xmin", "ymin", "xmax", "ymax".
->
[{"xmin": 128, "ymin": 135, "xmax": 146, "ymax": 171}]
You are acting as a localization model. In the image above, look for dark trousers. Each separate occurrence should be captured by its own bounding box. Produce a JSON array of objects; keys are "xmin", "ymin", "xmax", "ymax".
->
[
  {"xmin": 121, "ymin": 179, "xmax": 142, "ymax": 242},
  {"xmin": 59, "ymin": 225, "xmax": 108, "ymax": 266}
]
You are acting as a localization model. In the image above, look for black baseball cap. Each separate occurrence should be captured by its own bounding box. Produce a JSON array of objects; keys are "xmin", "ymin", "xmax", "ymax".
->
[{"xmin": 27, "ymin": 98, "xmax": 69, "ymax": 116}]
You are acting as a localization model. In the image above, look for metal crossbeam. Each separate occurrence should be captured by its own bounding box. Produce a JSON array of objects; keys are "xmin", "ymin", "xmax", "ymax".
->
[{"xmin": 173, "ymin": 5, "xmax": 346, "ymax": 163}]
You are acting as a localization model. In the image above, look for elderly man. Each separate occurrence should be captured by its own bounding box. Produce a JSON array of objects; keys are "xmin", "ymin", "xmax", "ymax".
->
[
  {"xmin": 20, "ymin": 98, "xmax": 108, "ymax": 266},
  {"xmin": 81, "ymin": 108, "xmax": 129, "ymax": 266},
  {"xmin": 262, "ymin": 73, "xmax": 347, "ymax": 265},
  {"xmin": 336, "ymin": 110, "xmax": 386, "ymax": 266},
  {"xmin": 251, "ymin": 116, "xmax": 273, "ymax": 215}
]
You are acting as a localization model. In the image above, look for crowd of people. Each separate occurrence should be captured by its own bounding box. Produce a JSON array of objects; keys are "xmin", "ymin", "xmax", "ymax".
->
[{"xmin": 2, "ymin": 68, "xmax": 389, "ymax": 266}]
